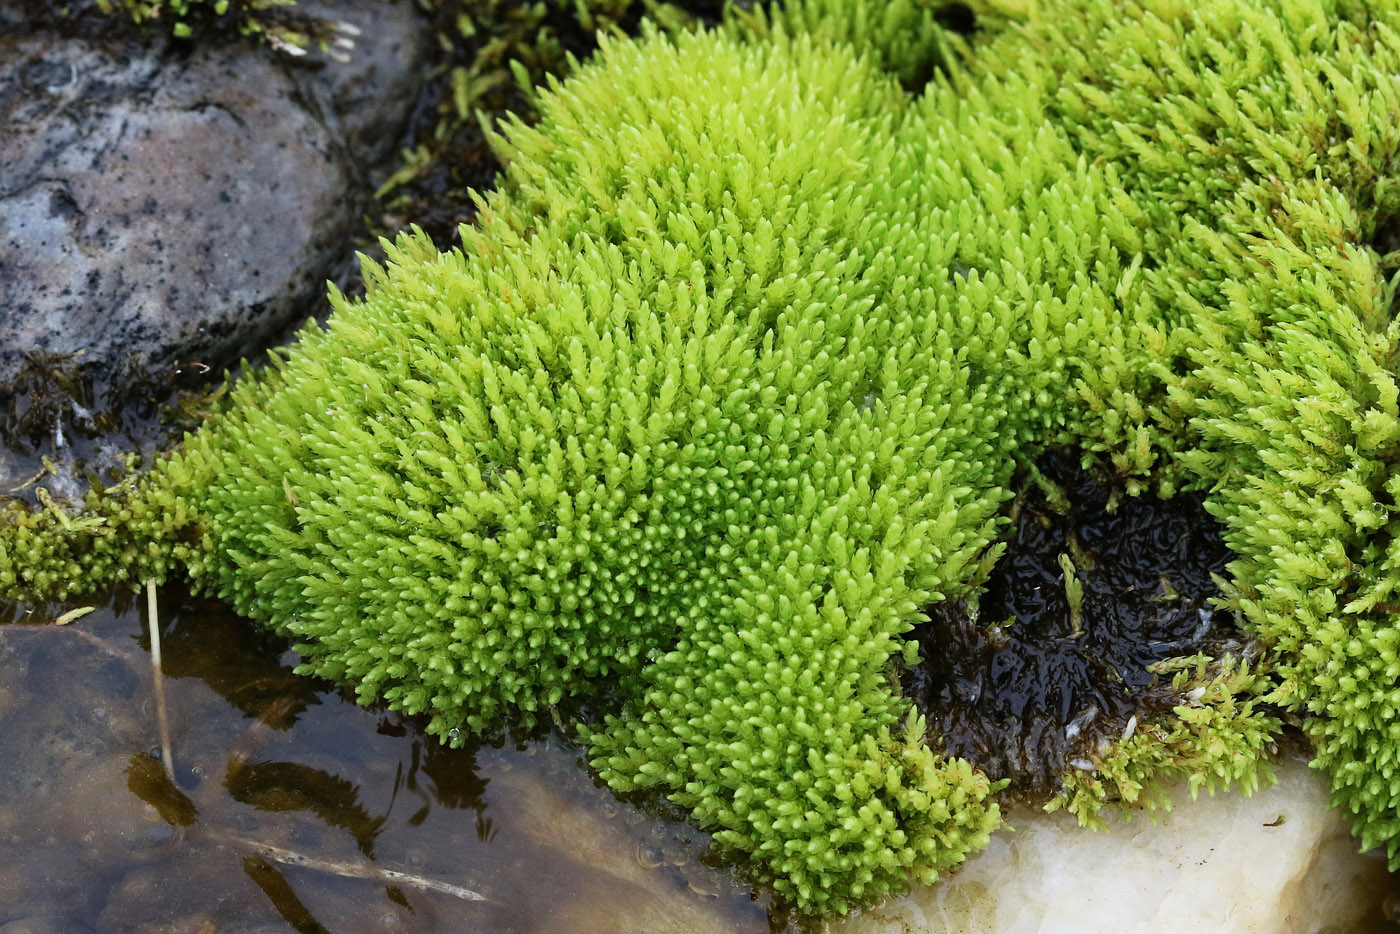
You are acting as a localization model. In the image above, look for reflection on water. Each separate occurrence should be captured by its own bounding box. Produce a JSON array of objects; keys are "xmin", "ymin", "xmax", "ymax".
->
[
  {"xmin": 0, "ymin": 589, "xmax": 771, "ymax": 933},
  {"xmin": 11, "ymin": 587, "xmax": 1393, "ymax": 933},
  {"xmin": 226, "ymin": 761, "xmax": 386, "ymax": 858}
]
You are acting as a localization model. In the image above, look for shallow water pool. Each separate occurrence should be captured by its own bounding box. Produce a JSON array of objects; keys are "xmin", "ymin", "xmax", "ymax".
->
[{"xmin": 0, "ymin": 589, "xmax": 772, "ymax": 933}]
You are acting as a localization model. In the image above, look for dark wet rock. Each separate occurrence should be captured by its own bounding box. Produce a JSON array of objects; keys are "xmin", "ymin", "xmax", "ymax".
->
[
  {"xmin": 0, "ymin": 3, "xmax": 430, "ymax": 415},
  {"xmin": 291, "ymin": 0, "xmax": 432, "ymax": 166}
]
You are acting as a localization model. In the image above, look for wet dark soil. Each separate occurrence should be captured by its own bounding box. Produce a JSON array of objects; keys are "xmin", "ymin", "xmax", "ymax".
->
[{"xmin": 906, "ymin": 453, "xmax": 1242, "ymax": 793}]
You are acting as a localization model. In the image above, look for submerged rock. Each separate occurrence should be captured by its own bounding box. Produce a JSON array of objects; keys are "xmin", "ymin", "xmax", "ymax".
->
[
  {"xmin": 836, "ymin": 755, "xmax": 1395, "ymax": 934},
  {"xmin": 0, "ymin": 594, "xmax": 768, "ymax": 931},
  {"xmin": 486, "ymin": 759, "xmax": 767, "ymax": 933}
]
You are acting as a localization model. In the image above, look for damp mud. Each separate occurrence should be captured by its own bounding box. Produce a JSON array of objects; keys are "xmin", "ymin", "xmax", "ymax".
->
[
  {"xmin": 0, "ymin": 590, "xmax": 771, "ymax": 933},
  {"xmin": 905, "ymin": 453, "xmax": 1244, "ymax": 792}
]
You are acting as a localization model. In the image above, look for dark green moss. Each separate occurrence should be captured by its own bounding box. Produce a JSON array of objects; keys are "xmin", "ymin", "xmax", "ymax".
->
[{"xmin": 15, "ymin": 0, "xmax": 339, "ymax": 47}]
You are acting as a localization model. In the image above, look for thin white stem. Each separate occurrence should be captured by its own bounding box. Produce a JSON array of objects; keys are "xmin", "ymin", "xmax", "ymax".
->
[
  {"xmin": 217, "ymin": 833, "xmax": 493, "ymax": 903},
  {"xmin": 146, "ymin": 580, "xmax": 176, "ymax": 782}
]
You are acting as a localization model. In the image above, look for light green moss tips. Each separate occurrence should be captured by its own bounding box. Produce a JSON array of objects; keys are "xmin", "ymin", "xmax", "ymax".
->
[{"xmin": 3, "ymin": 0, "xmax": 1400, "ymax": 918}]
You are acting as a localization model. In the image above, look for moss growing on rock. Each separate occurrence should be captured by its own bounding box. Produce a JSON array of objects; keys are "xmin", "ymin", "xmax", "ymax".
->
[
  {"xmin": 973, "ymin": 0, "xmax": 1400, "ymax": 868},
  {"xmin": 24, "ymin": 0, "xmax": 343, "ymax": 48},
  {"xmin": 4, "ymin": 0, "xmax": 1400, "ymax": 918}
]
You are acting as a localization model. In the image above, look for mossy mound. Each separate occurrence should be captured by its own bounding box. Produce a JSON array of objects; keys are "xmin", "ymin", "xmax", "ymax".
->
[{"xmin": 4, "ymin": 0, "xmax": 1400, "ymax": 919}]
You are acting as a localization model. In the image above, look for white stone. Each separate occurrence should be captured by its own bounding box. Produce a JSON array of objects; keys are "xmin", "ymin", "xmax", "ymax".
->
[{"xmin": 836, "ymin": 756, "xmax": 1393, "ymax": 934}]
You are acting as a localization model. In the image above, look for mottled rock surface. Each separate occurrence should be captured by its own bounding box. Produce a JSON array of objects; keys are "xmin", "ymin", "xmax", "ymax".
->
[
  {"xmin": 291, "ymin": 0, "xmax": 430, "ymax": 166},
  {"xmin": 836, "ymin": 755, "xmax": 1397, "ymax": 934},
  {"xmin": 0, "ymin": 2, "xmax": 430, "ymax": 402}
]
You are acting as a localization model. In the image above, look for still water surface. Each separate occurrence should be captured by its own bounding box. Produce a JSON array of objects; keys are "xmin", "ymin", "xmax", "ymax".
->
[{"xmin": 0, "ymin": 589, "xmax": 771, "ymax": 932}]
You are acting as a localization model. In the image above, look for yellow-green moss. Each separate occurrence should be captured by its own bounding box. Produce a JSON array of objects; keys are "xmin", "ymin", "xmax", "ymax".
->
[{"xmin": 5, "ymin": 0, "xmax": 1400, "ymax": 918}]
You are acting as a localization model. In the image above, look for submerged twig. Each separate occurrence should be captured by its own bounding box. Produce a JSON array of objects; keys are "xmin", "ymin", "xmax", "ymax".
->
[
  {"xmin": 146, "ymin": 580, "xmax": 176, "ymax": 782},
  {"xmin": 214, "ymin": 833, "xmax": 494, "ymax": 904}
]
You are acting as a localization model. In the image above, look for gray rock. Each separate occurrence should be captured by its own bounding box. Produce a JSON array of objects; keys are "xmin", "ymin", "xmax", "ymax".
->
[
  {"xmin": 0, "ymin": 3, "xmax": 429, "ymax": 400},
  {"xmin": 292, "ymin": 0, "xmax": 432, "ymax": 165}
]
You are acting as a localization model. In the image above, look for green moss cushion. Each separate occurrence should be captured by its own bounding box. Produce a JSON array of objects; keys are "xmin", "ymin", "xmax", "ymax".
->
[{"xmin": 5, "ymin": 0, "xmax": 1400, "ymax": 917}]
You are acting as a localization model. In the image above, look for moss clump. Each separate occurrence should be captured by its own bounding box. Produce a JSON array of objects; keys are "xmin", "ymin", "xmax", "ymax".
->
[
  {"xmin": 374, "ymin": 0, "xmax": 726, "ymax": 246},
  {"xmin": 1050, "ymin": 653, "xmax": 1280, "ymax": 827},
  {"xmin": 977, "ymin": 0, "xmax": 1400, "ymax": 867},
  {"xmin": 5, "ymin": 0, "xmax": 1400, "ymax": 918},
  {"xmin": 3, "ymin": 13, "xmax": 1105, "ymax": 911},
  {"xmin": 31, "ymin": 0, "xmax": 342, "ymax": 47}
]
